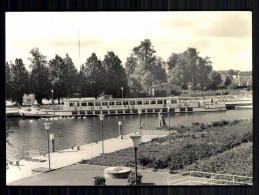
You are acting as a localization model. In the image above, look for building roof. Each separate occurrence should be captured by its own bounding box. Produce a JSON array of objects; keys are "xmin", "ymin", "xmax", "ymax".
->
[{"xmin": 150, "ymin": 83, "xmax": 180, "ymax": 88}]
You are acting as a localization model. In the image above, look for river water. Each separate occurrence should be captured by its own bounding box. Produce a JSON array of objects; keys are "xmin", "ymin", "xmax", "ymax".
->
[{"xmin": 6, "ymin": 109, "xmax": 252, "ymax": 161}]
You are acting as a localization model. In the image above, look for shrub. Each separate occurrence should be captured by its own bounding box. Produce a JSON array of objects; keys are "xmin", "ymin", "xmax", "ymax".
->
[
  {"xmin": 125, "ymin": 161, "xmax": 135, "ymax": 167},
  {"xmin": 138, "ymin": 154, "xmax": 154, "ymax": 167},
  {"xmin": 199, "ymin": 123, "xmax": 205, "ymax": 130},
  {"xmin": 192, "ymin": 122, "xmax": 200, "ymax": 126},
  {"xmin": 153, "ymin": 158, "xmax": 168, "ymax": 169},
  {"xmin": 212, "ymin": 121, "xmax": 220, "ymax": 127},
  {"xmin": 127, "ymin": 172, "xmax": 143, "ymax": 185},
  {"xmin": 231, "ymin": 119, "xmax": 240, "ymax": 125},
  {"xmin": 92, "ymin": 176, "xmax": 106, "ymax": 186},
  {"xmin": 201, "ymin": 133, "xmax": 206, "ymax": 138},
  {"xmin": 151, "ymin": 137, "xmax": 159, "ymax": 142}
]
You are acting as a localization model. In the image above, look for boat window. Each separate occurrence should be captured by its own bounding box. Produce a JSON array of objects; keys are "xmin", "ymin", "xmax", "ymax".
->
[
  {"xmin": 69, "ymin": 103, "xmax": 74, "ymax": 107},
  {"xmin": 157, "ymin": 100, "xmax": 163, "ymax": 104},
  {"xmin": 144, "ymin": 100, "xmax": 149, "ymax": 104},
  {"xmin": 77, "ymin": 103, "xmax": 80, "ymax": 106},
  {"xmin": 88, "ymin": 102, "xmax": 94, "ymax": 106},
  {"xmin": 171, "ymin": 100, "xmax": 177, "ymax": 104},
  {"xmin": 137, "ymin": 101, "xmax": 142, "ymax": 105},
  {"xmin": 95, "ymin": 102, "xmax": 100, "ymax": 106},
  {"xmin": 151, "ymin": 100, "xmax": 156, "ymax": 104},
  {"xmin": 109, "ymin": 102, "xmax": 115, "ymax": 105},
  {"xmin": 129, "ymin": 101, "xmax": 135, "ymax": 105},
  {"xmin": 123, "ymin": 101, "xmax": 128, "ymax": 105},
  {"xmin": 116, "ymin": 102, "xmax": 122, "ymax": 105},
  {"xmin": 102, "ymin": 102, "xmax": 108, "ymax": 106},
  {"xmin": 81, "ymin": 103, "xmax": 87, "ymax": 106}
]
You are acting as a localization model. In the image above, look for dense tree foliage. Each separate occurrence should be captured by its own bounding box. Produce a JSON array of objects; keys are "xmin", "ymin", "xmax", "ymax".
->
[
  {"xmin": 63, "ymin": 54, "xmax": 78, "ymax": 96},
  {"xmin": 125, "ymin": 39, "xmax": 167, "ymax": 91},
  {"xmin": 103, "ymin": 51, "xmax": 128, "ymax": 98},
  {"xmin": 81, "ymin": 53, "xmax": 106, "ymax": 97},
  {"xmin": 223, "ymin": 75, "xmax": 233, "ymax": 87},
  {"xmin": 29, "ymin": 48, "xmax": 51, "ymax": 104},
  {"xmin": 8, "ymin": 59, "xmax": 29, "ymax": 105},
  {"xmin": 5, "ymin": 62, "xmax": 12, "ymax": 100},
  {"xmin": 167, "ymin": 48, "xmax": 213, "ymax": 90},
  {"xmin": 49, "ymin": 54, "xmax": 78, "ymax": 103},
  {"xmin": 6, "ymin": 40, "xmax": 234, "ymax": 104},
  {"xmin": 206, "ymin": 71, "xmax": 223, "ymax": 90}
]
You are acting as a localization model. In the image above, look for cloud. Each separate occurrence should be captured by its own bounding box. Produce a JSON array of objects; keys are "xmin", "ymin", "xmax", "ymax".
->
[{"xmin": 195, "ymin": 12, "xmax": 252, "ymax": 38}]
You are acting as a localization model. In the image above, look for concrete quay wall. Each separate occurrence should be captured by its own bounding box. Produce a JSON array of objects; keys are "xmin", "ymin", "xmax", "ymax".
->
[{"xmin": 6, "ymin": 133, "xmax": 167, "ymax": 184}]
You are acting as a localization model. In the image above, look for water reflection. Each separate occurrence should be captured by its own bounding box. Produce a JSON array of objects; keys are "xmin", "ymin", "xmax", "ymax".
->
[{"xmin": 6, "ymin": 109, "xmax": 252, "ymax": 161}]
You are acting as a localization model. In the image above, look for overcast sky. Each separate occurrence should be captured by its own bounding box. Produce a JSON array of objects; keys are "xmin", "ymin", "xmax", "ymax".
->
[{"xmin": 6, "ymin": 11, "xmax": 252, "ymax": 71}]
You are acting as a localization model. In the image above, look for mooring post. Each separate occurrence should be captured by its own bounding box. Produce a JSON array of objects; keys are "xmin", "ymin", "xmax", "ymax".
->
[
  {"xmin": 118, "ymin": 121, "xmax": 123, "ymax": 139},
  {"xmin": 50, "ymin": 134, "xmax": 55, "ymax": 153}
]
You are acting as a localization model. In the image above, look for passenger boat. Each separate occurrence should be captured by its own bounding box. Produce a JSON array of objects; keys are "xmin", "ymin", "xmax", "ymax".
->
[
  {"xmin": 6, "ymin": 107, "xmax": 20, "ymax": 117},
  {"xmin": 18, "ymin": 106, "xmax": 56, "ymax": 118},
  {"xmin": 17, "ymin": 96, "xmax": 226, "ymax": 118}
]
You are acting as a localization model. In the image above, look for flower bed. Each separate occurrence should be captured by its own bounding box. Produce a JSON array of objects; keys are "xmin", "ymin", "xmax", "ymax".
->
[
  {"xmin": 185, "ymin": 142, "xmax": 252, "ymax": 183},
  {"xmin": 80, "ymin": 119, "xmax": 252, "ymax": 174}
]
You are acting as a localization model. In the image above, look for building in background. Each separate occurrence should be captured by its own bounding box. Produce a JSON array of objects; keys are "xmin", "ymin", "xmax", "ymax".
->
[
  {"xmin": 233, "ymin": 71, "xmax": 252, "ymax": 87},
  {"xmin": 148, "ymin": 83, "xmax": 182, "ymax": 97},
  {"xmin": 22, "ymin": 94, "xmax": 35, "ymax": 105}
]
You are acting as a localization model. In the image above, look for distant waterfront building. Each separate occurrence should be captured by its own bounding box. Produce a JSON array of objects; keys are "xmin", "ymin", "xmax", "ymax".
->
[
  {"xmin": 233, "ymin": 71, "xmax": 252, "ymax": 87},
  {"xmin": 148, "ymin": 83, "xmax": 182, "ymax": 97},
  {"xmin": 22, "ymin": 94, "xmax": 35, "ymax": 105},
  {"xmin": 217, "ymin": 70, "xmax": 252, "ymax": 88}
]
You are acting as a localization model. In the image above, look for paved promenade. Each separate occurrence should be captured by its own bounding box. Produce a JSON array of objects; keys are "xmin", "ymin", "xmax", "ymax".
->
[
  {"xmin": 6, "ymin": 133, "xmax": 168, "ymax": 185},
  {"xmin": 8, "ymin": 163, "xmax": 177, "ymax": 186}
]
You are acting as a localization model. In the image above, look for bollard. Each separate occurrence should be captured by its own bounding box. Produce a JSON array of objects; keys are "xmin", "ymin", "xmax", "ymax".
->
[
  {"xmin": 77, "ymin": 146, "xmax": 80, "ymax": 150},
  {"xmin": 118, "ymin": 121, "xmax": 123, "ymax": 139},
  {"xmin": 50, "ymin": 134, "xmax": 55, "ymax": 153},
  {"xmin": 158, "ymin": 112, "xmax": 161, "ymax": 127},
  {"xmin": 15, "ymin": 161, "xmax": 19, "ymax": 166},
  {"xmin": 158, "ymin": 113, "xmax": 166, "ymax": 127}
]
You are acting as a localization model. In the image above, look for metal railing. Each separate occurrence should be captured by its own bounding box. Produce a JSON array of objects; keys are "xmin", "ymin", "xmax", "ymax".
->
[{"xmin": 167, "ymin": 171, "xmax": 252, "ymax": 185}]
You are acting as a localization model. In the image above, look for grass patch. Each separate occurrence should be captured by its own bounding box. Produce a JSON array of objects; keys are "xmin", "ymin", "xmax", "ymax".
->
[
  {"xmin": 80, "ymin": 119, "xmax": 252, "ymax": 175},
  {"xmin": 185, "ymin": 142, "xmax": 253, "ymax": 178}
]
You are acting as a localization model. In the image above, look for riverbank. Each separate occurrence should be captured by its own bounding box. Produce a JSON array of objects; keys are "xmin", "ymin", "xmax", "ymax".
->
[
  {"xmin": 6, "ymin": 133, "xmax": 168, "ymax": 184},
  {"xmin": 80, "ymin": 119, "xmax": 252, "ymax": 177},
  {"xmin": 7, "ymin": 119, "xmax": 252, "ymax": 185}
]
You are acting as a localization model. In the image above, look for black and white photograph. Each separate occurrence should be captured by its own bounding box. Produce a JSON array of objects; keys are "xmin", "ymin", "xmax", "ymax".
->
[{"xmin": 5, "ymin": 11, "xmax": 253, "ymax": 186}]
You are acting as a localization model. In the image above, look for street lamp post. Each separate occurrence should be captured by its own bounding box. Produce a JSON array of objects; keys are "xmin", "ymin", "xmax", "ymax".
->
[
  {"xmin": 43, "ymin": 123, "xmax": 51, "ymax": 171},
  {"xmin": 167, "ymin": 106, "xmax": 170, "ymax": 132},
  {"xmin": 51, "ymin": 90, "xmax": 54, "ymax": 104},
  {"xmin": 99, "ymin": 114, "xmax": 105, "ymax": 162},
  {"xmin": 121, "ymin": 87, "xmax": 124, "ymax": 99},
  {"xmin": 138, "ymin": 109, "xmax": 142, "ymax": 142},
  {"xmin": 129, "ymin": 135, "xmax": 141, "ymax": 185}
]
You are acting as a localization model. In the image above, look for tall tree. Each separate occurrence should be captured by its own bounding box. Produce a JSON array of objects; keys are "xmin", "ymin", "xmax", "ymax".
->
[
  {"xmin": 223, "ymin": 75, "xmax": 233, "ymax": 87},
  {"xmin": 63, "ymin": 54, "xmax": 78, "ymax": 96},
  {"xmin": 9, "ymin": 59, "xmax": 29, "ymax": 105},
  {"xmin": 29, "ymin": 48, "xmax": 51, "ymax": 104},
  {"xmin": 125, "ymin": 39, "xmax": 167, "ymax": 91},
  {"xmin": 5, "ymin": 62, "xmax": 12, "ymax": 100},
  {"xmin": 83, "ymin": 53, "xmax": 106, "ymax": 97},
  {"xmin": 103, "ymin": 51, "xmax": 128, "ymax": 97},
  {"xmin": 78, "ymin": 64, "xmax": 89, "ymax": 97},
  {"xmin": 167, "ymin": 48, "xmax": 212, "ymax": 90},
  {"xmin": 49, "ymin": 54, "xmax": 78, "ymax": 103},
  {"xmin": 206, "ymin": 71, "xmax": 223, "ymax": 90}
]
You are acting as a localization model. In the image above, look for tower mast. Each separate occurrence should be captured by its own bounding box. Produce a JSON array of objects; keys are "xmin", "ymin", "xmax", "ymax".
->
[{"xmin": 78, "ymin": 29, "xmax": 81, "ymax": 71}]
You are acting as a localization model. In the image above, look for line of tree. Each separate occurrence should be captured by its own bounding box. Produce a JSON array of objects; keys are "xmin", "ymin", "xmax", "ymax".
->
[
  {"xmin": 5, "ymin": 48, "xmax": 128, "ymax": 105},
  {"xmin": 6, "ymin": 39, "xmax": 230, "ymax": 105}
]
